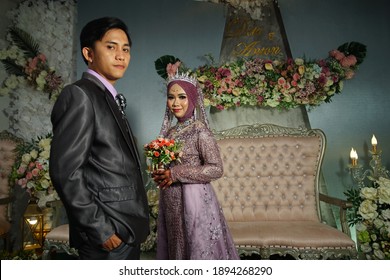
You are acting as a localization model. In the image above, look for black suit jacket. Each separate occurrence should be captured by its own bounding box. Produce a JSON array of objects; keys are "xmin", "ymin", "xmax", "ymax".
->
[{"xmin": 49, "ymin": 72, "xmax": 149, "ymax": 249}]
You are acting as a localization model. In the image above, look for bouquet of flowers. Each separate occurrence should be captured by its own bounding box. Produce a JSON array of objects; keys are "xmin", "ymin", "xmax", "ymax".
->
[
  {"xmin": 142, "ymin": 137, "xmax": 182, "ymax": 252},
  {"xmin": 345, "ymin": 176, "xmax": 390, "ymax": 259},
  {"xmin": 144, "ymin": 137, "xmax": 182, "ymax": 172},
  {"xmin": 9, "ymin": 134, "xmax": 58, "ymax": 207}
]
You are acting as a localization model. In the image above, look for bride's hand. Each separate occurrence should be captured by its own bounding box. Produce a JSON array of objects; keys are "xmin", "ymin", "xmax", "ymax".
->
[{"xmin": 152, "ymin": 169, "xmax": 173, "ymax": 189}]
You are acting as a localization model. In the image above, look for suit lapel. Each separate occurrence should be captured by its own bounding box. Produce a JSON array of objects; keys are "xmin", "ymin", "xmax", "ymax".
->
[
  {"xmin": 82, "ymin": 73, "xmax": 142, "ymax": 168},
  {"xmin": 105, "ymin": 92, "xmax": 141, "ymax": 167}
]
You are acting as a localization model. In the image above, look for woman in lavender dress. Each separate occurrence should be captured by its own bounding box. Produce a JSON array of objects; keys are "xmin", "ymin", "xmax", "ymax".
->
[{"xmin": 152, "ymin": 65, "xmax": 239, "ymax": 260}]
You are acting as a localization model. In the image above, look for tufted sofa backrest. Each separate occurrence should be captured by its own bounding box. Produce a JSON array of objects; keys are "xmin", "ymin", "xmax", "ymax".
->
[{"xmin": 212, "ymin": 124, "xmax": 325, "ymax": 223}]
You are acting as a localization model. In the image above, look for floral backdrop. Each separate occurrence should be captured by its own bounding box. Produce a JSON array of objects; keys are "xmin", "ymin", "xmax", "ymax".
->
[
  {"xmin": 0, "ymin": 0, "xmax": 76, "ymax": 234},
  {"xmin": 0, "ymin": 0, "xmax": 77, "ymax": 141}
]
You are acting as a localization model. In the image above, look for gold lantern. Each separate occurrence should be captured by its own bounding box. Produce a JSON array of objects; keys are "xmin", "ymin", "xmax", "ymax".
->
[{"xmin": 22, "ymin": 204, "xmax": 44, "ymax": 250}]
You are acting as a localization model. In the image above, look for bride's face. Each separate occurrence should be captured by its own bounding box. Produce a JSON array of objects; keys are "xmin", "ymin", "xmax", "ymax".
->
[{"xmin": 167, "ymin": 83, "xmax": 189, "ymax": 119}]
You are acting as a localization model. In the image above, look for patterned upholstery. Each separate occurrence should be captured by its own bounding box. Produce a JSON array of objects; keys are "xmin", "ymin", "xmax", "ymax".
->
[
  {"xmin": 212, "ymin": 123, "xmax": 357, "ymax": 259},
  {"xmin": 0, "ymin": 130, "xmax": 23, "ymax": 251}
]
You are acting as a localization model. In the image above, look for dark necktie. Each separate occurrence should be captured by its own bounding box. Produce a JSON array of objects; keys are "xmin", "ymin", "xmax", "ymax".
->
[{"xmin": 115, "ymin": 93, "xmax": 127, "ymax": 115}]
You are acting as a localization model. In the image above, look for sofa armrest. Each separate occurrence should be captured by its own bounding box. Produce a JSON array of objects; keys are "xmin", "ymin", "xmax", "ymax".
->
[
  {"xmin": 46, "ymin": 199, "xmax": 67, "ymax": 228},
  {"xmin": 319, "ymin": 193, "xmax": 353, "ymax": 237},
  {"xmin": 0, "ymin": 195, "xmax": 14, "ymax": 205}
]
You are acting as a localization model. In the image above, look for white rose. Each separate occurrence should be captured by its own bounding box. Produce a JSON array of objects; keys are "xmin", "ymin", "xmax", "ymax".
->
[
  {"xmin": 40, "ymin": 149, "xmax": 50, "ymax": 160},
  {"xmin": 21, "ymin": 153, "xmax": 32, "ymax": 164},
  {"xmin": 39, "ymin": 138, "xmax": 52, "ymax": 150},
  {"xmin": 356, "ymin": 222, "xmax": 367, "ymax": 232},
  {"xmin": 358, "ymin": 199, "xmax": 378, "ymax": 220},
  {"xmin": 373, "ymin": 218, "xmax": 385, "ymax": 229},
  {"xmin": 30, "ymin": 149, "xmax": 38, "ymax": 159},
  {"xmin": 360, "ymin": 243, "xmax": 372, "ymax": 253},
  {"xmin": 381, "ymin": 209, "xmax": 390, "ymax": 220},
  {"xmin": 373, "ymin": 249, "xmax": 386, "ymax": 260},
  {"xmin": 26, "ymin": 181, "xmax": 36, "ymax": 190},
  {"xmin": 377, "ymin": 185, "xmax": 390, "ymax": 204},
  {"xmin": 378, "ymin": 177, "xmax": 390, "ymax": 188},
  {"xmin": 40, "ymin": 179, "xmax": 51, "ymax": 189},
  {"xmin": 360, "ymin": 187, "xmax": 377, "ymax": 200},
  {"xmin": 294, "ymin": 58, "xmax": 304, "ymax": 65}
]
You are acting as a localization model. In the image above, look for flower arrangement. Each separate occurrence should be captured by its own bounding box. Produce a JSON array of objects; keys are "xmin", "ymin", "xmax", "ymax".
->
[
  {"xmin": 9, "ymin": 134, "xmax": 58, "ymax": 207},
  {"xmin": 345, "ymin": 176, "xmax": 390, "ymax": 259},
  {"xmin": 0, "ymin": 27, "xmax": 63, "ymax": 99},
  {"xmin": 155, "ymin": 41, "xmax": 366, "ymax": 111},
  {"xmin": 144, "ymin": 137, "xmax": 182, "ymax": 172}
]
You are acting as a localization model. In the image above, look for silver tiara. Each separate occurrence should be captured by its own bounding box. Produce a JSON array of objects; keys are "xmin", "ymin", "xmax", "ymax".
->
[{"xmin": 167, "ymin": 71, "xmax": 198, "ymax": 87}]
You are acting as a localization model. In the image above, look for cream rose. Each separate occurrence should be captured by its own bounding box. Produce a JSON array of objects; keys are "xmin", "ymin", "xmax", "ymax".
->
[
  {"xmin": 360, "ymin": 187, "xmax": 377, "ymax": 200},
  {"xmin": 381, "ymin": 209, "xmax": 390, "ymax": 220},
  {"xmin": 358, "ymin": 199, "xmax": 378, "ymax": 220},
  {"xmin": 377, "ymin": 184, "xmax": 390, "ymax": 204},
  {"xmin": 39, "ymin": 138, "xmax": 52, "ymax": 150},
  {"xmin": 21, "ymin": 153, "xmax": 32, "ymax": 164}
]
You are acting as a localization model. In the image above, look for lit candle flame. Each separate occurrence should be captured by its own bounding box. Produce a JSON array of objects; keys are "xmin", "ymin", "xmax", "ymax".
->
[
  {"xmin": 350, "ymin": 148, "xmax": 358, "ymax": 166},
  {"xmin": 371, "ymin": 134, "xmax": 377, "ymax": 153},
  {"xmin": 371, "ymin": 135, "xmax": 377, "ymax": 145}
]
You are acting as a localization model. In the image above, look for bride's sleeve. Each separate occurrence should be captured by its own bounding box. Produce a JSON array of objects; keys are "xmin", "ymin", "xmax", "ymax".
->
[{"xmin": 170, "ymin": 127, "xmax": 223, "ymax": 183}]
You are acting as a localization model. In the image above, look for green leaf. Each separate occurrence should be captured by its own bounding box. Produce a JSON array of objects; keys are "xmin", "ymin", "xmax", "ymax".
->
[
  {"xmin": 154, "ymin": 55, "xmax": 180, "ymax": 79},
  {"xmin": 8, "ymin": 27, "xmax": 40, "ymax": 58},
  {"xmin": 1, "ymin": 58, "xmax": 25, "ymax": 76}
]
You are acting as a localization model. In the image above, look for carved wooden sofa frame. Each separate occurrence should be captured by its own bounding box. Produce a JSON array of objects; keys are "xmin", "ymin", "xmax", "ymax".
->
[
  {"xmin": 212, "ymin": 123, "xmax": 357, "ymax": 260},
  {"xmin": 42, "ymin": 200, "xmax": 78, "ymax": 259}
]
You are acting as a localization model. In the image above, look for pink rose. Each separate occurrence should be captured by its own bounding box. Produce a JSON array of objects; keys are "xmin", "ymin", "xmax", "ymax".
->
[
  {"xmin": 216, "ymin": 104, "xmax": 225, "ymax": 110},
  {"xmin": 36, "ymin": 162, "xmax": 43, "ymax": 169},
  {"xmin": 38, "ymin": 53, "xmax": 47, "ymax": 64},
  {"xmin": 340, "ymin": 55, "xmax": 357, "ymax": 68},
  {"xmin": 32, "ymin": 168, "xmax": 40, "ymax": 177},
  {"xmin": 18, "ymin": 178, "xmax": 27, "ymax": 188},
  {"xmin": 277, "ymin": 77, "xmax": 286, "ymax": 85},
  {"xmin": 329, "ymin": 49, "xmax": 345, "ymax": 61},
  {"xmin": 166, "ymin": 61, "xmax": 181, "ymax": 78},
  {"xmin": 17, "ymin": 166, "xmax": 26, "ymax": 174}
]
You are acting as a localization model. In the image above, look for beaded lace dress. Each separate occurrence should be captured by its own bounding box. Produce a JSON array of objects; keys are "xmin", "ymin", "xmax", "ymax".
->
[{"xmin": 156, "ymin": 117, "xmax": 239, "ymax": 260}]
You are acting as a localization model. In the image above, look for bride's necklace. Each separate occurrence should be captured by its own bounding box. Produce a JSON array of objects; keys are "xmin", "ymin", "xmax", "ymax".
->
[{"xmin": 174, "ymin": 117, "xmax": 195, "ymax": 134}]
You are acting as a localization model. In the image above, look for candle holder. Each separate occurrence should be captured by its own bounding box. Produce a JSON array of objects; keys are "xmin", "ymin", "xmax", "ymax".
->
[{"xmin": 349, "ymin": 149, "xmax": 390, "ymax": 188}]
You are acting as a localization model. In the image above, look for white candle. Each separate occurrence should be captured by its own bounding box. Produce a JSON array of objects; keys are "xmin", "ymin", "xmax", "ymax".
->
[
  {"xmin": 371, "ymin": 135, "xmax": 377, "ymax": 153},
  {"xmin": 350, "ymin": 148, "xmax": 358, "ymax": 166}
]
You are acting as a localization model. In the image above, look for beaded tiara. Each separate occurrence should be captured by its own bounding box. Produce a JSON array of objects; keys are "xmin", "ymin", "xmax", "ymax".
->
[{"xmin": 167, "ymin": 71, "xmax": 198, "ymax": 87}]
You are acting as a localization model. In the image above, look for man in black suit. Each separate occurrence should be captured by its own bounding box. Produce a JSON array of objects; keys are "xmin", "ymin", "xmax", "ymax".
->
[{"xmin": 49, "ymin": 17, "xmax": 149, "ymax": 260}]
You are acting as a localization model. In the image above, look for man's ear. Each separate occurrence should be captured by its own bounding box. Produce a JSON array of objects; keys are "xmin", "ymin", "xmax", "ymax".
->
[{"xmin": 82, "ymin": 47, "xmax": 93, "ymax": 64}]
